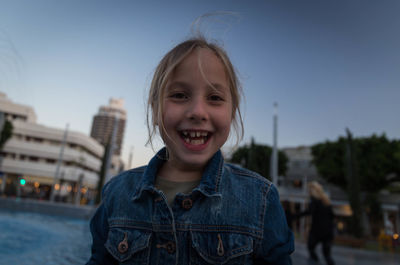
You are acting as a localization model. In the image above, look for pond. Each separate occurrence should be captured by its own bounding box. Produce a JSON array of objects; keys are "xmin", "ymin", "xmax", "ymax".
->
[{"xmin": 0, "ymin": 210, "xmax": 91, "ymax": 265}]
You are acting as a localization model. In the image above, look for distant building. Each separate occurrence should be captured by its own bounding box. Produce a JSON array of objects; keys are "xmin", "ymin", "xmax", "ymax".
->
[
  {"xmin": 0, "ymin": 92, "xmax": 121, "ymax": 203},
  {"xmin": 280, "ymin": 145, "xmax": 400, "ymax": 238},
  {"xmin": 90, "ymin": 98, "xmax": 126, "ymax": 156},
  {"xmin": 281, "ymin": 146, "xmax": 319, "ymax": 188},
  {"xmin": 0, "ymin": 92, "xmax": 37, "ymax": 123}
]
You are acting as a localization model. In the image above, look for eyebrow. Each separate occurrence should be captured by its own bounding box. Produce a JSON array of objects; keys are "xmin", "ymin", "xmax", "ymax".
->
[
  {"xmin": 167, "ymin": 81, "xmax": 228, "ymax": 92},
  {"xmin": 167, "ymin": 81, "xmax": 190, "ymax": 90},
  {"xmin": 208, "ymin": 83, "xmax": 228, "ymax": 92}
]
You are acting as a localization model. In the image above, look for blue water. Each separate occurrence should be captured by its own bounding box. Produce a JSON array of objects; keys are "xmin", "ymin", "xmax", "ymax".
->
[{"xmin": 0, "ymin": 210, "xmax": 91, "ymax": 265}]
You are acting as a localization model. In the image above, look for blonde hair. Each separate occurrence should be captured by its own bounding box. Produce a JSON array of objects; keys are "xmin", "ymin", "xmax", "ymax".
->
[
  {"xmin": 146, "ymin": 37, "xmax": 244, "ymax": 150},
  {"xmin": 308, "ymin": 181, "xmax": 331, "ymax": 206}
]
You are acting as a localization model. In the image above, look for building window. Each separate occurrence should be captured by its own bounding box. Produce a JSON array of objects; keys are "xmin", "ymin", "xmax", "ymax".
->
[
  {"xmin": 33, "ymin": 137, "xmax": 43, "ymax": 143},
  {"xmin": 46, "ymin": 158, "xmax": 56, "ymax": 164},
  {"xmin": 29, "ymin": 156, "xmax": 39, "ymax": 162},
  {"xmin": 48, "ymin": 139, "xmax": 59, "ymax": 145},
  {"xmin": 13, "ymin": 134, "xmax": 23, "ymax": 140}
]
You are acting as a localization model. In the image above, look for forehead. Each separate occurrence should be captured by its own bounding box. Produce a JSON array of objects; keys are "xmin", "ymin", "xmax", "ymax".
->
[{"xmin": 170, "ymin": 48, "xmax": 229, "ymax": 86}]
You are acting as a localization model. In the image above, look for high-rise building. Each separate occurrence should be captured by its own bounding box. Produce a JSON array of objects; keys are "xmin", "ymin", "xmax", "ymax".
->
[{"xmin": 90, "ymin": 98, "xmax": 126, "ymax": 155}]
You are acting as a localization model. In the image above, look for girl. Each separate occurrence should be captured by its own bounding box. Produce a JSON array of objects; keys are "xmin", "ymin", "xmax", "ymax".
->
[
  {"xmin": 87, "ymin": 37, "xmax": 294, "ymax": 264},
  {"xmin": 298, "ymin": 182, "xmax": 335, "ymax": 265}
]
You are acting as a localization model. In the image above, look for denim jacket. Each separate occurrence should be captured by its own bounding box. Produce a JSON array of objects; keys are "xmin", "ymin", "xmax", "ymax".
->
[{"xmin": 87, "ymin": 148, "xmax": 294, "ymax": 265}]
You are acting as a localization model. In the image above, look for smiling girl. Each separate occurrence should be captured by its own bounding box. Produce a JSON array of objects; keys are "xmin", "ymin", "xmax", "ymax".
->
[{"xmin": 87, "ymin": 37, "xmax": 294, "ymax": 265}]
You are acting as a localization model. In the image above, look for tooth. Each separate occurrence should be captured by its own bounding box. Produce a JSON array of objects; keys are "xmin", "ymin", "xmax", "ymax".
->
[
  {"xmin": 190, "ymin": 132, "xmax": 196, "ymax": 137},
  {"xmin": 201, "ymin": 132, "xmax": 207, "ymax": 137},
  {"xmin": 185, "ymin": 138, "xmax": 190, "ymax": 143},
  {"xmin": 196, "ymin": 132, "xmax": 200, "ymax": 137},
  {"xmin": 190, "ymin": 138, "xmax": 205, "ymax": 145},
  {"xmin": 183, "ymin": 131, "xmax": 188, "ymax": 136}
]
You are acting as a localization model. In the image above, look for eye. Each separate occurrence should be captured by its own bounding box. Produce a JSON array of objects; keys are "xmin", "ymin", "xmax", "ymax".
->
[
  {"xmin": 208, "ymin": 94, "xmax": 224, "ymax": 102},
  {"xmin": 169, "ymin": 92, "xmax": 188, "ymax": 100}
]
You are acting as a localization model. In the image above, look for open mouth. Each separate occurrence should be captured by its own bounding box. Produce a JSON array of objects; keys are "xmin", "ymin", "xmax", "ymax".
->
[{"xmin": 179, "ymin": 130, "xmax": 211, "ymax": 145}]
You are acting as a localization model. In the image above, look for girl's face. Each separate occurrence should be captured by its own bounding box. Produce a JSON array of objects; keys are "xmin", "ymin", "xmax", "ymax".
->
[{"xmin": 161, "ymin": 48, "xmax": 232, "ymax": 171}]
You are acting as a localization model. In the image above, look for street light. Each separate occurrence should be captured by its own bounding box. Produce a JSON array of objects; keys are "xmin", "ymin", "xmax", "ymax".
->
[{"xmin": 271, "ymin": 102, "xmax": 278, "ymax": 187}]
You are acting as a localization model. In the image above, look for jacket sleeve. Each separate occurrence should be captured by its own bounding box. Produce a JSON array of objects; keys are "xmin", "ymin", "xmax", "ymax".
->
[
  {"xmin": 253, "ymin": 184, "xmax": 294, "ymax": 265},
  {"xmin": 86, "ymin": 203, "xmax": 118, "ymax": 265}
]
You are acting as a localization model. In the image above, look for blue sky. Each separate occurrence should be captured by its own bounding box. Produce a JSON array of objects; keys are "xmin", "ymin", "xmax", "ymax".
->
[{"xmin": 1, "ymin": 0, "xmax": 399, "ymax": 167}]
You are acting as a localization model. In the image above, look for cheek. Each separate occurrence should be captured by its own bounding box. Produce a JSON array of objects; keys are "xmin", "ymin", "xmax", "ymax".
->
[
  {"xmin": 216, "ymin": 112, "xmax": 233, "ymax": 132},
  {"xmin": 161, "ymin": 105, "xmax": 173, "ymax": 127},
  {"xmin": 160, "ymin": 105, "xmax": 180, "ymax": 138}
]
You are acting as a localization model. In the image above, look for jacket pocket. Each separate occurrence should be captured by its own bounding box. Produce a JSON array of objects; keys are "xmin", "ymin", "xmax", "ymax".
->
[
  {"xmin": 189, "ymin": 231, "xmax": 253, "ymax": 265},
  {"xmin": 105, "ymin": 228, "xmax": 151, "ymax": 264}
]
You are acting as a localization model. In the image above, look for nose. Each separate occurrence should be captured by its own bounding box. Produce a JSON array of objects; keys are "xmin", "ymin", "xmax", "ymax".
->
[{"xmin": 187, "ymin": 97, "xmax": 208, "ymax": 122}]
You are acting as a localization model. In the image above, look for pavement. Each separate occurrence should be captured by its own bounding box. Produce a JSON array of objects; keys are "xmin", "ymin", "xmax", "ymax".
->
[{"xmin": 292, "ymin": 240, "xmax": 400, "ymax": 265}]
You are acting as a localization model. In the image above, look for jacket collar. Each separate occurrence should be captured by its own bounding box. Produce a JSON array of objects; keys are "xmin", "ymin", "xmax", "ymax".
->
[{"xmin": 131, "ymin": 147, "xmax": 224, "ymax": 201}]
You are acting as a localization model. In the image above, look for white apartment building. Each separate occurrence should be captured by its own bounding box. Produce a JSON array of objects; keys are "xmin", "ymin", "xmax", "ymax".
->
[{"xmin": 0, "ymin": 92, "xmax": 121, "ymax": 204}]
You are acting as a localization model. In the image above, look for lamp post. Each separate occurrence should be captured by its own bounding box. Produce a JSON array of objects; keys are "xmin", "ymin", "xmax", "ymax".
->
[
  {"xmin": 74, "ymin": 156, "xmax": 85, "ymax": 205},
  {"xmin": 270, "ymin": 102, "xmax": 279, "ymax": 187},
  {"xmin": 128, "ymin": 146, "xmax": 134, "ymax": 170},
  {"xmin": 50, "ymin": 123, "xmax": 69, "ymax": 202}
]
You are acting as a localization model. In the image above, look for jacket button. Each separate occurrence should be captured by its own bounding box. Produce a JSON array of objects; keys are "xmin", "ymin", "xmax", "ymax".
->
[
  {"xmin": 166, "ymin": 241, "xmax": 176, "ymax": 254},
  {"xmin": 118, "ymin": 232, "xmax": 129, "ymax": 254},
  {"xmin": 182, "ymin": 198, "xmax": 193, "ymax": 210},
  {"xmin": 118, "ymin": 241, "xmax": 128, "ymax": 254}
]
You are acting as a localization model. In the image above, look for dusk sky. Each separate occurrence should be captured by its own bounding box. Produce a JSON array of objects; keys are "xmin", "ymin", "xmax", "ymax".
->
[{"xmin": 1, "ymin": 0, "xmax": 399, "ymax": 167}]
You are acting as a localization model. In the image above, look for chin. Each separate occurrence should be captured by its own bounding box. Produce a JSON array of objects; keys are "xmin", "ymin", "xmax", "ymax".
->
[{"xmin": 178, "ymin": 153, "xmax": 212, "ymax": 169}]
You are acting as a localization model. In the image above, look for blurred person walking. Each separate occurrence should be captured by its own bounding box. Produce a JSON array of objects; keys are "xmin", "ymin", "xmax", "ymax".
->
[{"xmin": 298, "ymin": 181, "xmax": 335, "ymax": 265}]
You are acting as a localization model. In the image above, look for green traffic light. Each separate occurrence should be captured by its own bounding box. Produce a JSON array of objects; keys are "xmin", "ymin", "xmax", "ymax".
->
[{"xmin": 20, "ymin": 178, "xmax": 26, "ymax": 185}]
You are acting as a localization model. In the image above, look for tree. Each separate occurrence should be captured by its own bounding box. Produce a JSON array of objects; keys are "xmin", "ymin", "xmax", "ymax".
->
[
  {"xmin": 95, "ymin": 138, "xmax": 111, "ymax": 204},
  {"xmin": 229, "ymin": 137, "xmax": 288, "ymax": 180},
  {"xmin": 312, "ymin": 134, "xmax": 400, "ymax": 191},
  {"xmin": 311, "ymin": 133, "xmax": 400, "ymax": 237},
  {"xmin": 0, "ymin": 119, "xmax": 13, "ymax": 150},
  {"xmin": 0, "ymin": 118, "xmax": 13, "ymax": 195},
  {"xmin": 344, "ymin": 129, "xmax": 363, "ymax": 237}
]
